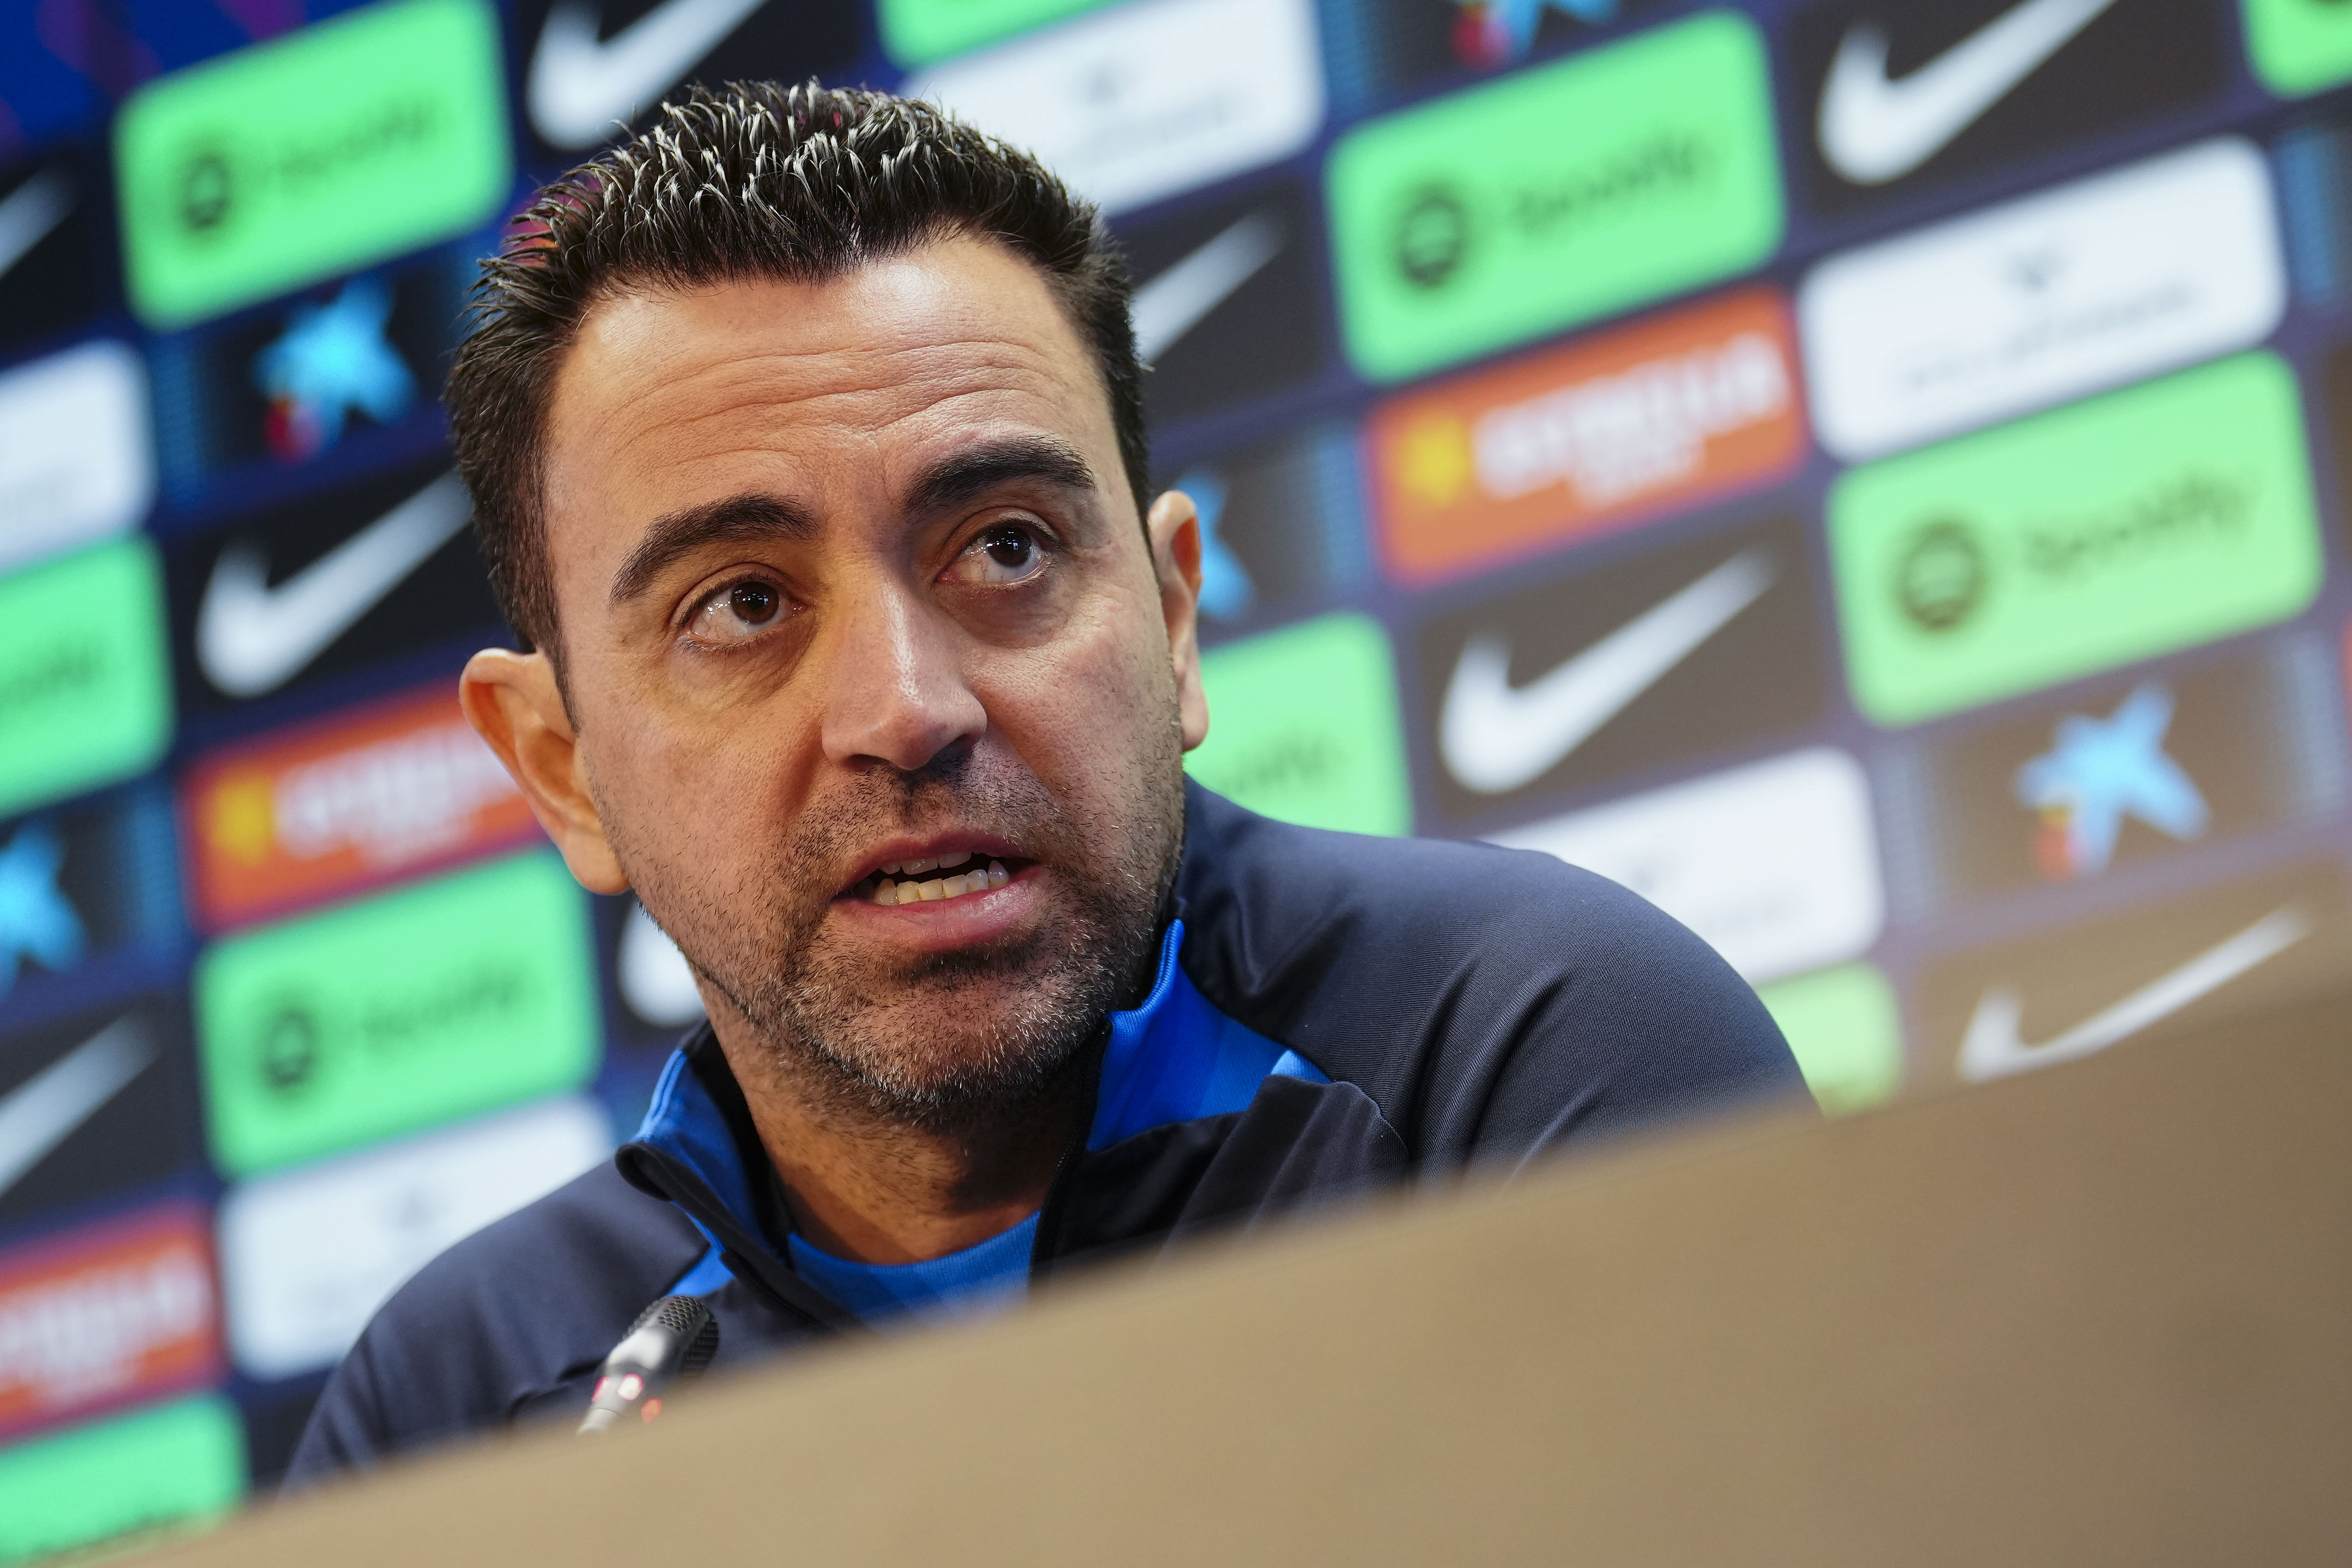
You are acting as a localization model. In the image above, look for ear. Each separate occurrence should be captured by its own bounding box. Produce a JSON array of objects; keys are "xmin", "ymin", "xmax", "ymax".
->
[
  {"xmin": 460, "ymin": 650, "xmax": 630, "ymax": 895},
  {"xmin": 1147, "ymin": 490, "xmax": 1210, "ymax": 752}
]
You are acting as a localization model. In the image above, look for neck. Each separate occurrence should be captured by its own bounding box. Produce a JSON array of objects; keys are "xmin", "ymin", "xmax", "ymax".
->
[{"xmin": 705, "ymin": 1007, "xmax": 1090, "ymax": 1266}]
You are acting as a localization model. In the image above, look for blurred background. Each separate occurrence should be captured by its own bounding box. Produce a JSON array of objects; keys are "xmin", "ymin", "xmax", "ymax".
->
[{"xmin": 3, "ymin": 0, "xmax": 2351, "ymax": 1554}]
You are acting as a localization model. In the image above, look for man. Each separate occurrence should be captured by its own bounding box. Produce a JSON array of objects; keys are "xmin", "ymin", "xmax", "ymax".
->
[{"xmin": 286, "ymin": 83, "xmax": 1803, "ymax": 1479}]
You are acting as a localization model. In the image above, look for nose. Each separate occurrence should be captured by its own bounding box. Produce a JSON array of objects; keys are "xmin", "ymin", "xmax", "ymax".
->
[{"xmin": 816, "ymin": 578, "xmax": 987, "ymax": 773}]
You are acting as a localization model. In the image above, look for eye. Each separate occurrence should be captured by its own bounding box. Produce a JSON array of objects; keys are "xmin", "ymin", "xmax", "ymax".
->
[
  {"xmin": 685, "ymin": 577, "xmax": 792, "ymax": 644},
  {"xmin": 948, "ymin": 523, "xmax": 1050, "ymax": 587}
]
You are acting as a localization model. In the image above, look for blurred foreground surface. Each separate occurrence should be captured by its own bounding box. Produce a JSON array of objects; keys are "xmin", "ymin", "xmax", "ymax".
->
[{"xmin": 152, "ymin": 992, "xmax": 2352, "ymax": 1568}]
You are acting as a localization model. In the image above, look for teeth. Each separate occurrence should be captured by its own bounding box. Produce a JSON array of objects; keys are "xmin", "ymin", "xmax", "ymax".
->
[
  {"xmin": 881, "ymin": 862, "xmax": 901, "ymax": 875},
  {"xmin": 988, "ymin": 861, "xmax": 1009, "ymax": 888},
  {"xmin": 872, "ymin": 878, "xmax": 897, "ymax": 905},
  {"xmin": 936, "ymin": 850, "xmax": 972, "ymax": 870},
  {"xmin": 903, "ymin": 856, "xmax": 937, "ymax": 875}
]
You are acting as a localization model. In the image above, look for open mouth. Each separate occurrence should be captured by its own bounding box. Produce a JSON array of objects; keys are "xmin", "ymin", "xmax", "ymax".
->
[{"xmin": 845, "ymin": 851, "xmax": 1033, "ymax": 907}]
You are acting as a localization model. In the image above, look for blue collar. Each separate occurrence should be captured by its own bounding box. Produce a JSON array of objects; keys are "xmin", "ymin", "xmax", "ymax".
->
[{"xmin": 625, "ymin": 919, "xmax": 1325, "ymax": 1270}]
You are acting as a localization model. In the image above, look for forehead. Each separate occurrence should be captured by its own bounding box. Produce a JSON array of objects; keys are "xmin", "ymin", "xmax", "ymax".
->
[{"xmin": 540, "ymin": 237, "xmax": 1113, "ymax": 567}]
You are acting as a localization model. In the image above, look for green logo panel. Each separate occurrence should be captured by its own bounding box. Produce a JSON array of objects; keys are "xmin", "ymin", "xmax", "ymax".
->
[
  {"xmin": 878, "ymin": 0, "xmax": 1116, "ymax": 64},
  {"xmin": 1757, "ymin": 963, "xmax": 1904, "ymax": 1117},
  {"xmin": 196, "ymin": 851, "xmax": 600, "ymax": 1176},
  {"xmin": 0, "ymin": 539, "xmax": 172, "ymax": 820},
  {"xmin": 1186, "ymin": 613, "xmax": 1411, "ymax": 836},
  {"xmin": 0, "ymin": 1396, "xmax": 245, "ymax": 1564},
  {"xmin": 2242, "ymin": 0, "xmax": 2352, "ymax": 96},
  {"xmin": 1829, "ymin": 353, "xmax": 2324, "ymax": 728},
  {"xmin": 1326, "ymin": 9, "xmax": 1784, "ymax": 384},
  {"xmin": 113, "ymin": 0, "xmax": 511, "ymax": 328}
]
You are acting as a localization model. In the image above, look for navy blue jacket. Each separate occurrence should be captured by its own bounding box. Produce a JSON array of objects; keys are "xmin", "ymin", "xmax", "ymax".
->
[{"xmin": 286, "ymin": 783, "xmax": 1803, "ymax": 1480}]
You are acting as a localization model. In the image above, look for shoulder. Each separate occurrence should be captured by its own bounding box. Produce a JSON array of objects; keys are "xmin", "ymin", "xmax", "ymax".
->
[
  {"xmin": 1175, "ymin": 781, "xmax": 1808, "ymax": 1163},
  {"xmin": 284, "ymin": 1159, "xmax": 706, "ymax": 1485}
]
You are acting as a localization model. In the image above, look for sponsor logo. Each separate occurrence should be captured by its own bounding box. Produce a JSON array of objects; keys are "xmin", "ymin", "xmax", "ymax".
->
[
  {"xmin": 1416, "ymin": 513, "xmax": 1827, "ymax": 822},
  {"xmin": 2242, "ymin": 0, "xmax": 2352, "ymax": 96},
  {"xmin": 252, "ymin": 276, "xmax": 414, "ymax": 462},
  {"xmin": 1372, "ymin": 287, "xmax": 1805, "ymax": 583},
  {"xmin": 193, "ymin": 472, "xmax": 473, "ymax": 701},
  {"xmin": 147, "ymin": 250, "xmax": 472, "ymax": 496},
  {"xmin": 1325, "ymin": 0, "xmax": 1669, "ymax": 102},
  {"xmin": 0, "ymin": 1395, "xmax": 246, "ymax": 1563},
  {"xmin": 1756, "ymin": 963, "xmax": 1904, "ymax": 1116},
  {"xmin": 0, "ymin": 1001, "xmax": 191, "ymax": 1232},
  {"xmin": 879, "ymin": 0, "xmax": 1117, "ymax": 66},
  {"xmin": 0, "ymin": 153, "xmax": 98, "ymax": 353},
  {"xmin": 182, "ymin": 684, "xmax": 539, "ymax": 935},
  {"xmin": 112, "ymin": 0, "xmax": 511, "ymax": 328},
  {"xmin": 1829, "ymin": 353, "xmax": 2324, "ymax": 727},
  {"xmin": 1155, "ymin": 424, "xmax": 1368, "ymax": 629},
  {"xmin": 194, "ymin": 852, "xmax": 600, "ymax": 1176},
  {"xmin": 0, "ymin": 540, "xmax": 173, "ymax": 822},
  {"xmin": 0, "ymin": 1207, "xmax": 219, "ymax": 1441},
  {"xmin": 0, "ymin": 823, "xmax": 81, "ymax": 1003},
  {"xmin": 1328, "ymin": 11, "xmax": 1783, "ymax": 383},
  {"xmin": 0, "ymin": 343, "xmax": 154, "ymax": 577},
  {"xmin": 1915, "ymin": 864, "xmax": 2349, "ymax": 1084},
  {"xmin": 1118, "ymin": 180, "xmax": 1326, "ymax": 427},
  {"xmin": 0, "ymin": 787, "xmax": 180, "ymax": 1017},
  {"xmin": 1785, "ymin": 0, "xmax": 2228, "ymax": 216},
  {"xmin": 906, "ymin": 0, "xmax": 1323, "ymax": 220},
  {"xmin": 218, "ymin": 1096, "xmax": 606, "ymax": 1379},
  {"xmin": 166, "ymin": 462, "xmax": 503, "ymax": 716},
  {"xmin": 1817, "ymin": 0, "xmax": 2120, "ymax": 186},
  {"xmin": 2013, "ymin": 683, "xmax": 2208, "ymax": 879},
  {"xmin": 1802, "ymin": 138, "xmax": 2285, "ymax": 462},
  {"xmin": 1185, "ymin": 613, "xmax": 1411, "ymax": 836},
  {"xmin": 519, "ymin": 0, "xmax": 859, "ymax": 162},
  {"xmin": 1492, "ymin": 748, "xmax": 1884, "ymax": 985},
  {"xmin": 1883, "ymin": 642, "xmax": 2344, "ymax": 911}
]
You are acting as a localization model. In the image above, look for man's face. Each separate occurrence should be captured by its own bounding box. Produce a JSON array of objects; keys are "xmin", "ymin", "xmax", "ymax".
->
[{"xmin": 530, "ymin": 237, "xmax": 1204, "ymax": 1122}]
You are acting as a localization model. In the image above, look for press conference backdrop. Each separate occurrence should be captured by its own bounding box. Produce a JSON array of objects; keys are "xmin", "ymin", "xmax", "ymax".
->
[{"xmin": 3, "ymin": 0, "xmax": 2352, "ymax": 1553}]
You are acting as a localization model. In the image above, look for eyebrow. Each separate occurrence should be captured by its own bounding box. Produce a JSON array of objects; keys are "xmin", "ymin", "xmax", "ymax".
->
[
  {"xmin": 905, "ymin": 435, "xmax": 1099, "ymax": 518},
  {"xmin": 608, "ymin": 493, "xmax": 818, "ymax": 607}
]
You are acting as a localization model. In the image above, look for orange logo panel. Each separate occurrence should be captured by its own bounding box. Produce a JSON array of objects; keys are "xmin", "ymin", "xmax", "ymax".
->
[
  {"xmin": 1370, "ymin": 287, "xmax": 1808, "ymax": 584},
  {"xmin": 183, "ymin": 683, "xmax": 541, "ymax": 933},
  {"xmin": 0, "ymin": 1207, "xmax": 222, "ymax": 1439}
]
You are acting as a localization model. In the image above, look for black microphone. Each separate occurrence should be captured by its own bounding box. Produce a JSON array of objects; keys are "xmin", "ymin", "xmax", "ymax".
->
[{"xmin": 578, "ymin": 1295, "xmax": 720, "ymax": 1435}]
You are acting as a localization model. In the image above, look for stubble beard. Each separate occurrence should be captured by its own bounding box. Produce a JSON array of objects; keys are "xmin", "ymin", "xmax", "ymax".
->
[{"xmin": 615, "ymin": 721, "xmax": 1186, "ymax": 1138}]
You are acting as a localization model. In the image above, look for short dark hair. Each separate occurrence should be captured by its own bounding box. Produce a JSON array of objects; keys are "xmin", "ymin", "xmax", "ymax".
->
[{"xmin": 446, "ymin": 81, "xmax": 1148, "ymax": 661}]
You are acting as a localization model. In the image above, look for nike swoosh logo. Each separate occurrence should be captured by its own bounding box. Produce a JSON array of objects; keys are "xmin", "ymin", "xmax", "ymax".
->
[
  {"xmin": 529, "ymin": 0, "xmax": 770, "ymax": 151},
  {"xmin": 197, "ymin": 472, "xmax": 471, "ymax": 699},
  {"xmin": 1130, "ymin": 209, "xmax": 1285, "ymax": 365},
  {"xmin": 1818, "ymin": 0, "xmax": 2120, "ymax": 186},
  {"xmin": 0, "ymin": 167, "xmax": 74, "ymax": 284},
  {"xmin": 1441, "ymin": 549, "xmax": 1774, "ymax": 796},
  {"xmin": 1957, "ymin": 905, "xmax": 2309, "ymax": 1083},
  {"xmin": 0, "ymin": 1016, "xmax": 154, "ymax": 1199}
]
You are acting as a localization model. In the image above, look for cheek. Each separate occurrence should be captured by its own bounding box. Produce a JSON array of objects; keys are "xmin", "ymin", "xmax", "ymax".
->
[
  {"xmin": 580, "ymin": 688, "xmax": 808, "ymax": 861},
  {"xmin": 983, "ymin": 594, "xmax": 1176, "ymax": 788}
]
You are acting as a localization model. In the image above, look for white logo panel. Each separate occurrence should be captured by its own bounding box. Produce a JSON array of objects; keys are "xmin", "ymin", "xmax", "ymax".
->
[
  {"xmin": 217, "ymin": 1096, "xmax": 611, "ymax": 1380},
  {"xmin": 904, "ymin": 0, "xmax": 1323, "ymax": 219},
  {"xmin": 1490, "ymin": 748, "xmax": 1885, "ymax": 985},
  {"xmin": 1800, "ymin": 137, "xmax": 2284, "ymax": 462},
  {"xmin": 0, "ymin": 341, "xmax": 155, "ymax": 574}
]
